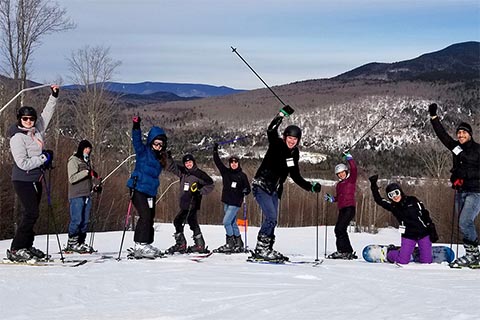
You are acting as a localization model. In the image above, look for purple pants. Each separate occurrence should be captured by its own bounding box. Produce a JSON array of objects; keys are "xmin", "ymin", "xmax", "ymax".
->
[{"xmin": 387, "ymin": 235, "xmax": 432, "ymax": 264}]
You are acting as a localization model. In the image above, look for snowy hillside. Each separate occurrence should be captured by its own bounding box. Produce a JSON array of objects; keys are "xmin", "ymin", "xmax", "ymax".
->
[{"xmin": 0, "ymin": 224, "xmax": 478, "ymax": 320}]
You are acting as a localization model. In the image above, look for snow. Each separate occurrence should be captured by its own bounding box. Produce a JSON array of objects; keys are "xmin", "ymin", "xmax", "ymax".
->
[{"xmin": 0, "ymin": 224, "xmax": 479, "ymax": 320}]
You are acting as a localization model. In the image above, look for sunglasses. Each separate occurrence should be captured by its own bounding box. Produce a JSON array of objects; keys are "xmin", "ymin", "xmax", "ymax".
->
[
  {"xmin": 387, "ymin": 189, "xmax": 401, "ymax": 199},
  {"xmin": 21, "ymin": 116, "xmax": 36, "ymax": 121},
  {"xmin": 229, "ymin": 159, "xmax": 239, "ymax": 163},
  {"xmin": 152, "ymin": 141, "xmax": 164, "ymax": 147}
]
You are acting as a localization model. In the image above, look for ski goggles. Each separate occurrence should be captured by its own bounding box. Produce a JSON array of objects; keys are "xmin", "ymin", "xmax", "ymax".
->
[
  {"xmin": 387, "ymin": 189, "xmax": 401, "ymax": 199},
  {"xmin": 21, "ymin": 116, "xmax": 36, "ymax": 122}
]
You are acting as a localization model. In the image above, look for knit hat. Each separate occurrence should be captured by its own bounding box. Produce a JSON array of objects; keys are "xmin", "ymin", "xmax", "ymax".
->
[
  {"xmin": 182, "ymin": 154, "xmax": 195, "ymax": 164},
  {"xmin": 456, "ymin": 122, "xmax": 473, "ymax": 136}
]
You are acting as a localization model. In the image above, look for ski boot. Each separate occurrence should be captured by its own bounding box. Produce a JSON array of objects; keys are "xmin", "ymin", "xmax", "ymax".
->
[
  {"xmin": 450, "ymin": 240, "xmax": 480, "ymax": 268},
  {"xmin": 249, "ymin": 234, "xmax": 288, "ymax": 263},
  {"xmin": 213, "ymin": 235, "xmax": 235, "ymax": 253},
  {"xmin": 327, "ymin": 251, "xmax": 358, "ymax": 260},
  {"xmin": 167, "ymin": 233, "xmax": 187, "ymax": 254},
  {"xmin": 187, "ymin": 233, "xmax": 210, "ymax": 254},
  {"xmin": 28, "ymin": 246, "xmax": 51, "ymax": 261},
  {"xmin": 233, "ymin": 235, "xmax": 245, "ymax": 253},
  {"xmin": 129, "ymin": 243, "xmax": 157, "ymax": 259},
  {"xmin": 6, "ymin": 248, "xmax": 36, "ymax": 263}
]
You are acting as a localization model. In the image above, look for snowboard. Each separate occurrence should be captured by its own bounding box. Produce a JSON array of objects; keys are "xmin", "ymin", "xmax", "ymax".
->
[{"xmin": 362, "ymin": 245, "xmax": 455, "ymax": 264}]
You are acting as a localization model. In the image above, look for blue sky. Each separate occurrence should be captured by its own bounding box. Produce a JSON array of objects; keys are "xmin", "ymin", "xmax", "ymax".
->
[{"xmin": 32, "ymin": 0, "xmax": 479, "ymax": 89}]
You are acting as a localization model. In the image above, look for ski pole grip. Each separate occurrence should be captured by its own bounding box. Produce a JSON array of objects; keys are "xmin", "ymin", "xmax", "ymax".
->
[{"xmin": 279, "ymin": 105, "xmax": 294, "ymax": 117}]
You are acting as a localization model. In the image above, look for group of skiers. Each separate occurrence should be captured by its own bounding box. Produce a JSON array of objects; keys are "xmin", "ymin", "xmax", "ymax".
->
[{"xmin": 5, "ymin": 86, "xmax": 480, "ymax": 268}]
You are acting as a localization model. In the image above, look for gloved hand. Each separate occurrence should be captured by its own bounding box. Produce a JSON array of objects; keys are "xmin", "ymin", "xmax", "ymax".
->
[
  {"xmin": 428, "ymin": 103, "xmax": 437, "ymax": 117},
  {"xmin": 324, "ymin": 193, "xmax": 335, "ymax": 203},
  {"xmin": 132, "ymin": 116, "xmax": 141, "ymax": 130},
  {"xmin": 242, "ymin": 188, "xmax": 250, "ymax": 196},
  {"xmin": 311, "ymin": 182, "xmax": 321, "ymax": 193},
  {"xmin": 92, "ymin": 184, "xmax": 103, "ymax": 193},
  {"xmin": 89, "ymin": 169, "xmax": 99, "ymax": 179},
  {"xmin": 40, "ymin": 150, "xmax": 54, "ymax": 169},
  {"xmin": 368, "ymin": 175, "xmax": 378, "ymax": 184},
  {"xmin": 342, "ymin": 151, "xmax": 353, "ymax": 161},
  {"xmin": 50, "ymin": 85, "xmax": 59, "ymax": 98},
  {"xmin": 213, "ymin": 142, "xmax": 219, "ymax": 152}
]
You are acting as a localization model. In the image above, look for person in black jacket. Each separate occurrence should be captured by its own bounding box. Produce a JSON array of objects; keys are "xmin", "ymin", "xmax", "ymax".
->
[
  {"xmin": 429, "ymin": 103, "xmax": 480, "ymax": 267},
  {"xmin": 250, "ymin": 113, "xmax": 322, "ymax": 262},
  {"xmin": 212, "ymin": 143, "xmax": 251, "ymax": 253},
  {"xmin": 369, "ymin": 175, "xmax": 434, "ymax": 264}
]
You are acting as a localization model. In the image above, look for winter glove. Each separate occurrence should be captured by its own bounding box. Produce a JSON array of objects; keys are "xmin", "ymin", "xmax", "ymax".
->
[
  {"xmin": 132, "ymin": 116, "xmax": 141, "ymax": 130},
  {"xmin": 342, "ymin": 151, "xmax": 353, "ymax": 161},
  {"xmin": 50, "ymin": 85, "xmax": 59, "ymax": 98},
  {"xmin": 40, "ymin": 150, "xmax": 54, "ymax": 169},
  {"xmin": 213, "ymin": 142, "xmax": 219, "ymax": 152},
  {"xmin": 311, "ymin": 182, "xmax": 321, "ymax": 193},
  {"xmin": 428, "ymin": 103, "xmax": 437, "ymax": 117},
  {"xmin": 324, "ymin": 193, "xmax": 335, "ymax": 203},
  {"xmin": 92, "ymin": 184, "xmax": 103, "ymax": 193},
  {"xmin": 89, "ymin": 169, "xmax": 99, "ymax": 179},
  {"xmin": 279, "ymin": 105, "xmax": 294, "ymax": 117},
  {"xmin": 368, "ymin": 175, "xmax": 378, "ymax": 185},
  {"xmin": 242, "ymin": 187, "xmax": 250, "ymax": 196}
]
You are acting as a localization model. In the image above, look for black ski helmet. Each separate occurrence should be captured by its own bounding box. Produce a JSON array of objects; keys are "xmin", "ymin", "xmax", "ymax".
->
[
  {"xmin": 283, "ymin": 125, "xmax": 302, "ymax": 142},
  {"xmin": 385, "ymin": 182, "xmax": 403, "ymax": 199},
  {"xmin": 182, "ymin": 153, "xmax": 195, "ymax": 164},
  {"xmin": 17, "ymin": 106, "xmax": 37, "ymax": 121}
]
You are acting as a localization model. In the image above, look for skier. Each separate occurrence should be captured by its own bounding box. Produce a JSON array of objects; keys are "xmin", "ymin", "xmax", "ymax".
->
[
  {"xmin": 212, "ymin": 143, "xmax": 251, "ymax": 253},
  {"xmin": 6, "ymin": 85, "xmax": 59, "ymax": 262},
  {"xmin": 65, "ymin": 140, "xmax": 102, "ymax": 253},
  {"xmin": 324, "ymin": 151, "xmax": 358, "ymax": 260},
  {"xmin": 369, "ymin": 175, "xmax": 434, "ymax": 264},
  {"xmin": 127, "ymin": 116, "xmax": 168, "ymax": 259},
  {"xmin": 250, "ymin": 113, "xmax": 322, "ymax": 262},
  {"xmin": 166, "ymin": 153, "xmax": 214, "ymax": 254},
  {"xmin": 429, "ymin": 103, "xmax": 480, "ymax": 268}
]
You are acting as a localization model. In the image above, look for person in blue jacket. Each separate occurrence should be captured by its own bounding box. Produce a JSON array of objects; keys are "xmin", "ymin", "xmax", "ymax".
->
[{"xmin": 126, "ymin": 116, "xmax": 168, "ymax": 259}]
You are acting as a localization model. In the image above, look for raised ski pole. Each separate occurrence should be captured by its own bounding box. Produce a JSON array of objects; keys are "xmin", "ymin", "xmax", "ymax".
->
[
  {"xmin": 231, "ymin": 46, "xmax": 289, "ymax": 108},
  {"xmin": 0, "ymin": 84, "xmax": 52, "ymax": 115},
  {"xmin": 344, "ymin": 115, "xmax": 386, "ymax": 152},
  {"xmin": 155, "ymin": 180, "xmax": 179, "ymax": 204},
  {"xmin": 101, "ymin": 154, "xmax": 136, "ymax": 184}
]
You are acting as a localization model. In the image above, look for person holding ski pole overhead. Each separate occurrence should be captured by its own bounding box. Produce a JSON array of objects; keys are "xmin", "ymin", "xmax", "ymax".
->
[
  {"xmin": 324, "ymin": 151, "xmax": 358, "ymax": 260},
  {"xmin": 212, "ymin": 143, "xmax": 251, "ymax": 253},
  {"xmin": 65, "ymin": 140, "xmax": 102, "ymax": 253},
  {"xmin": 166, "ymin": 153, "xmax": 214, "ymax": 254},
  {"xmin": 429, "ymin": 103, "xmax": 480, "ymax": 268},
  {"xmin": 250, "ymin": 108, "xmax": 322, "ymax": 262},
  {"xmin": 6, "ymin": 85, "xmax": 59, "ymax": 262},
  {"xmin": 126, "ymin": 116, "xmax": 168, "ymax": 259},
  {"xmin": 369, "ymin": 175, "xmax": 435, "ymax": 265}
]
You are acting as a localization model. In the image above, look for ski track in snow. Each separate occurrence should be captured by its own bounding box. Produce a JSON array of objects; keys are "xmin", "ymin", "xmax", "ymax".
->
[{"xmin": 0, "ymin": 224, "xmax": 479, "ymax": 320}]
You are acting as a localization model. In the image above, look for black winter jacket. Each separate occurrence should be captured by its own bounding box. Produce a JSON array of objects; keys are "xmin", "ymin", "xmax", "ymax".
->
[
  {"xmin": 253, "ymin": 117, "xmax": 313, "ymax": 198},
  {"xmin": 371, "ymin": 183, "xmax": 432, "ymax": 240},
  {"xmin": 431, "ymin": 118, "xmax": 480, "ymax": 192}
]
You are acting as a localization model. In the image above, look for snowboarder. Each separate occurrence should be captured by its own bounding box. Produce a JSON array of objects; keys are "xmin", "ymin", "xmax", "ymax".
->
[
  {"xmin": 429, "ymin": 103, "xmax": 480, "ymax": 268},
  {"xmin": 369, "ymin": 175, "xmax": 434, "ymax": 264},
  {"xmin": 212, "ymin": 143, "xmax": 251, "ymax": 253},
  {"xmin": 324, "ymin": 151, "xmax": 358, "ymax": 260},
  {"xmin": 126, "ymin": 116, "xmax": 168, "ymax": 259},
  {"xmin": 6, "ymin": 85, "xmax": 59, "ymax": 262},
  {"xmin": 166, "ymin": 153, "xmax": 214, "ymax": 254},
  {"xmin": 65, "ymin": 140, "xmax": 102, "ymax": 253},
  {"xmin": 250, "ymin": 113, "xmax": 322, "ymax": 262}
]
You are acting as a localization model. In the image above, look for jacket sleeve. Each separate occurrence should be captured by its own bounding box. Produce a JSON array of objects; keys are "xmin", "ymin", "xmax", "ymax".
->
[
  {"xmin": 348, "ymin": 158, "xmax": 358, "ymax": 182},
  {"xmin": 241, "ymin": 172, "xmax": 251, "ymax": 195},
  {"xmin": 35, "ymin": 95, "xmax": 57, "ymax": 136},
  {"xmin": 267, "ymin": 116, "xmax": 283, "ymax": 144},
  {"xmin": 431, "ymin": 117, "xmax": 458, "ymax": 151},
  {"xmin": 213, "ymin": 149, "xmax": 227, "ymax": 175},
  {"xmin": 289, "ymin": 148, "xmax": 314, "ymax": 192},
  {"xmin": 131, "ymin": 127, "xmax": 147, "ymax": 156},
  {"xmin": 9, "ymin": 134, "xmax": 44, "ymax": 171},
  {"xmin": 67, "ymin": 158, "xmax": 89, "ymax": 184},
  {"xmin": 166, "ymin": 156, "xmax": 185, "ymax": 178},
  {"xmin": 194, "ymin": 169, "xmax": 214, "ymax": 196},
  {"xmin": 370, "ymin": 182, "xmax": 394, "ymax": 212}
]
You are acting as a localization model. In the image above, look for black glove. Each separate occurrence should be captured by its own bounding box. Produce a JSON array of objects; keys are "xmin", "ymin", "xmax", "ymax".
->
[
  {"xmin": 428, "ymin": 103, "xmax": 437, "ymax": 117},
  {"xmin": 132, "ymin": 116, "xmax": 141, "ymax": 130},
  {"xmin": 213, "ymin": 142, "xmax": 219, "ymax": 152},
  {"xmin": 41, "ymin": 149, "xmax": 54, "ymax": 169},
  {"xmin": 368, "ymin": 175, "xmax": 378, "ymax": 184},
  {"xmin": 50, "ymin": 85, "xmax": 59, "ymax": 98},
  {"xmin": 89, "ymin": 169, "xmax": 99, "ymax": 179},
  {"xmin": 242, "ymin": 188, "xmax": 250, "ymax": 196},
  {"xmin": 92, "ymin": 185, "xmax": 103, "ymax": 193},
  {"xmin": 311, "ymin": 182, "xmax": 321, "ymax": 193}
]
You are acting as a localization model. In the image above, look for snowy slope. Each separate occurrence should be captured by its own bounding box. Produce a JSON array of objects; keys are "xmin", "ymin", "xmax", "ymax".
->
[{"xmin": 0, "ymin": 224, "xmax": 478, "ymax": 320}]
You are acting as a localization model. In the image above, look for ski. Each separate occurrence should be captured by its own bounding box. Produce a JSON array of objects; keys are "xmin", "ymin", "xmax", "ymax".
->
[
  {"xmin": 246, "ymin": 257, "xmax": 323, "ymax": 267},
  {"xmin": 1, "ymin": 257, "xmax": 89, "ymax": 267},
  {"xmin": 190, "ymin": 252, "xmax": 213, "ymax": 262}
]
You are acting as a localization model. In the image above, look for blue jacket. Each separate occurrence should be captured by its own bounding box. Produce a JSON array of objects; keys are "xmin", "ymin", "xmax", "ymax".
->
[{"xmin": 126, "ymin": 126, "xmax": 165, "ymax": 197}]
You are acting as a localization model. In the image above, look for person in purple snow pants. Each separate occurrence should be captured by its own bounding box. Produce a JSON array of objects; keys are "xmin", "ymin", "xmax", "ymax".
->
[
  {"xmin": 324, "ymin": 151, "xmax": 358, "ymax": 260},
  {"xmin": 369, "ymin": 175, "xmax": 435, "ymax": 264}
]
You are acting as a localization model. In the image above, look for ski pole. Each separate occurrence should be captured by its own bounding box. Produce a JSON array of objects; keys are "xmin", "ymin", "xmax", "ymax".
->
[
  {"xmin": 0, "ymin": 84, "xmax": 52, "ymax": 115},
  {"xmin": 344, "ymin": 115, "xmax": 386, "ymax": 152},
  {"xmin": 315, "ymin": 193, "xmax": 320, "ymax": 262},
  {"xmin": 117, "ymin": 177, "xmax": 137, "ymax": 261},
  {"xmin": 231, "ymin": 46, "xmax": 288, "ymax": 108},
  {"xmin": 323, "ymin": 198, "xmax": 328, "ymax": 258},
  {"xmin": 243, "ymin": 196, "xmax": 248, "ymax": 251},
  {"xmin": 155, "ymin": 180, "xmax": 179, "ymax": 204},
  {"xmin": 102, "ymin": 154, "xmax": 136, "ymax": 184},
  {"xmin": 186, "ymin": 136, "xmax": 249, "ymax": 153}
]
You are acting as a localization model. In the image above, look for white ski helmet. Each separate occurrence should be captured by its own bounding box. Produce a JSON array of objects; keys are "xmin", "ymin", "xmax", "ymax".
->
[{"xmin": 335, "ymin": 163, "xmax": 348, "ymax": 175}]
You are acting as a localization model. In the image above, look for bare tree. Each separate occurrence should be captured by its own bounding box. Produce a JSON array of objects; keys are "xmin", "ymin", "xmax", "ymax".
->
[
  {"xmin": 415, "ymin": 140, "xmax": 451, "ymax": 178},
  {"xmin": 67, "ymin": 45, "xmax": 122, "ymax": 164},
  {"xmin": 0, "ymin": 0, "xmax": 75, "ymax": 100}
]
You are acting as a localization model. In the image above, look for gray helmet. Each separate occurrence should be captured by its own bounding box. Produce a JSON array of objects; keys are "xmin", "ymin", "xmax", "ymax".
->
[
  {"xmin": 283, "ymin": 125, "xmax": 302, "ymax": 142},
  {"xmin": 335, "ymin": 163, "xmax": 348, "ymax": 175}
]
